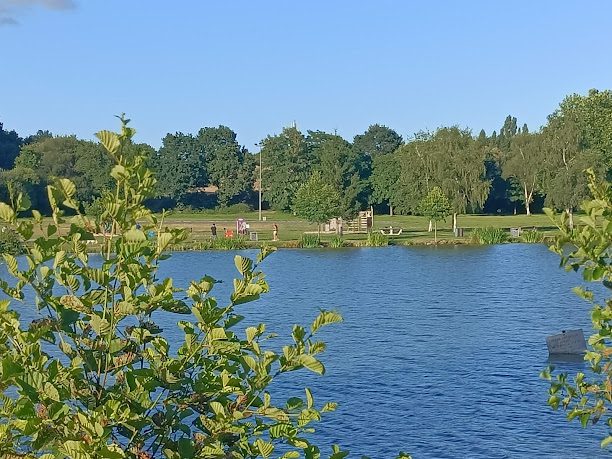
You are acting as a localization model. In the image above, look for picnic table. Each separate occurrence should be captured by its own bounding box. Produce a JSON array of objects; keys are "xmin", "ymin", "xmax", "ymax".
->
[{"xmin": 380, "ymin": 226, "xmax": 403, "ymax": 236}]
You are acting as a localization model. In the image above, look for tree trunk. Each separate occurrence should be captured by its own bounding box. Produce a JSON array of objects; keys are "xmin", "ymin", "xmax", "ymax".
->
[
  {"xmin": 434, "ymin": 221, "xmax": 438, "ymax": 244},
  {"xmin": 452, "ymin": 213, "xmax": 457, "ymax": 233},
  {"xmin": 524, "ymin": 183, "xmax": 532, "ymax": 216},
  {"xmin": 566, "ymin": 208, "xmax": 574, "ymax": 230},
  {"xmin": 317, "ymin": 223, "xmax": 321, "ymax": 238},
  {"xmin": 389, "ymin": 205, "xmax": 393, "ymax": 216},
  {"xmin": 428, "ymin": 220, "xmax": 433, "ymax": 232}
]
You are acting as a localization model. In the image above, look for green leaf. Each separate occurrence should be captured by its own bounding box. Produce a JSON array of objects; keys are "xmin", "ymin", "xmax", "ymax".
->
[
  {"xmin": 305, "ymin": 387, "xmax": 313, "ymax": 409},
  {"xmin": 2, "ymin": 358, "xmax": 23, "ymax": 378},
  {"xmin": 157, "ymin": 232, "xmax": 172, "ymax": 253},
  {"xmin": 255, "ymin": 439, "xmax": 274, "ymax": 458},
  {"xmin": 209, "ymin": 401, "xmax": 225, "ymax": 416},
  {"xmin": 234, "ymin": 255, "xmax": 253, "ymax": 275},
  {"xmin": 601, "ymin": 436, "xmax": 612, "ymax": 448},
  {"xmin": 96, "ymin": 130, "xmax": 121, "ymax": 155},
  {"xmin": 57, "ymin": 178, "xmax": 76, "ymax": 199},
  {"xmin": 90, "ymin": 314, "xmax": 111, "ymax": 335},
  {"xmin": 311, "ymin": 310, "xmax": 343, "ymax": 334},
  {"xmin": 2, "ymin": 253, "xmax": 19, "ymax": 276},
  {"xmin": 297, "ymin": 354, "xmax": 325, "ymax": 375},
  {"xmin": 43, "ymin": 382, "xmax": 60, "ymax": 402},
  {"xmin": 0, "ymin": 202, "xmax": 15, "ymax": 222},
  {"xmin": 177, "ymin": 438, "xmax": 195, "ymax": 459},
  {"xmin": 209, "ymin": 328, "xmax": 227, "ymax": 341}
]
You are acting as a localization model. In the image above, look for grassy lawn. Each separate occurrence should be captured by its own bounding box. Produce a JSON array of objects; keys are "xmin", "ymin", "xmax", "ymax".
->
[
  {"xmin": 26, "ymin": 210, "xmax": 559, "ymax": 247},
  {"xmin": 160, "ymin": 210, "xmax": 559, "ymax": 245}
]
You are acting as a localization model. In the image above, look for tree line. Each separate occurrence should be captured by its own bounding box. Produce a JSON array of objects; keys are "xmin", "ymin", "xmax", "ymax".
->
[{"xmin": 1, "ymin": 89, "xmax": 610, "ymax": 222}]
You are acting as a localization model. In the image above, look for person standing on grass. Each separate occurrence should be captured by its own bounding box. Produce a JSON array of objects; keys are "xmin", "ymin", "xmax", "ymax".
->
[
  {"xmin": 211, "ymin": 223, "xmax": 217, "ymax": 239},
  {"xmin": 273, "ymin": 223, "xmax": 279, "ymax": 241}
]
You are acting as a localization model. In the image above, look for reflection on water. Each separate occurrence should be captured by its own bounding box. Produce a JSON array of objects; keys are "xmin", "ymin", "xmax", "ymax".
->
[{"xmin": 2, "ymin": 244, "xmax": 608, "ymax": 458}]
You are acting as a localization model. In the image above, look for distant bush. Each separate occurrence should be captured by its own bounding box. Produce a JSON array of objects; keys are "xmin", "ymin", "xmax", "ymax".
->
[
  {"xmin": 216, "ymin": 202, "xmax": 252, "ymax": 214},
  {"xmin": 209, "ymin": 235, "xmax": 248, "ymax": 250},
  {"xmin": 0, "ymin": 226, "xmax": 24, "ymax": 255},
  {"xmin": 365, "ymin": 231, "xmax": 389, "ymax": 247},
  {"xmin": 300, "ymin": 233, "xmax": 321, "ymax": 248},
  {"xmin": 329, "ymin": 235, "xmax": 345, "ymax": 248},
  {"xmin": 471, "ymin": 227, "xmax": 509, "ymax": 244},
  {"xmin": 84, "ymin": 197, "xmax": 105, "ymax": 218},
  {"xmin": 520, "ymin": 229, "xmax": 545, "ymax": 243}
]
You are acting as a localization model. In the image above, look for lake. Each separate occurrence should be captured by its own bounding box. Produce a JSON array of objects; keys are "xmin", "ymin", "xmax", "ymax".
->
[{"xmin": 3, "ymin": 244, "xmax": 607, "ymax": 457}]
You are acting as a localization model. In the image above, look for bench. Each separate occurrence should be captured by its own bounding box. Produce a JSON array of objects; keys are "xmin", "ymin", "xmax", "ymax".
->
[{"xmin": 380, "ymin": 227, "xmax": 403, "ymax": 236}]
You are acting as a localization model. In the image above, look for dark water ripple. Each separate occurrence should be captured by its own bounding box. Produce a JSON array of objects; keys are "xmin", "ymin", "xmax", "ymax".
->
[{"xmin": 3, "ymin": 245, "xmax": 609, "ymax": 458}]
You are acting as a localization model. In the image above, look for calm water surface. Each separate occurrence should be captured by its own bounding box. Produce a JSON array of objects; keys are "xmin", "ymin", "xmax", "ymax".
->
[{"xmin": 5, "ymin": 245, "xmax": 608, "ymax": 457}]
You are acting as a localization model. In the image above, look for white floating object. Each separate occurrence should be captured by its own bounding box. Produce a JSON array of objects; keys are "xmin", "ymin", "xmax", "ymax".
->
[{"xmin": 546, "ymin": 329, "xmax": 587, "ymax": 355}]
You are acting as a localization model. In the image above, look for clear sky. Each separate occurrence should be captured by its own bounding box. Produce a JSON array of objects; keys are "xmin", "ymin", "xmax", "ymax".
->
[{"xmin": 1, "ymin": 0, "xmax": 611, "ymax": 149}]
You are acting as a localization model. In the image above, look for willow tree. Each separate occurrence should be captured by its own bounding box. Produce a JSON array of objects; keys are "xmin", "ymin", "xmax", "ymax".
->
[{"xmin": 433, "ymin": 127, "xmax": 490, "ymax": 231}]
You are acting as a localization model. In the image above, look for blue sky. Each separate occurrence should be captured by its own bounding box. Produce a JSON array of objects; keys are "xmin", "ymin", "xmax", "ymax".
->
[{"xmin": 1, "ymin": 0, "xmax": 611, "ymax": 149}]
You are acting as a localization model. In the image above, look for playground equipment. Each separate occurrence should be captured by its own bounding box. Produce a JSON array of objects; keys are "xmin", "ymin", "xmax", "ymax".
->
[{"xmin": 344, "ymin": 208, "xmax": 374, "ymax": 234}]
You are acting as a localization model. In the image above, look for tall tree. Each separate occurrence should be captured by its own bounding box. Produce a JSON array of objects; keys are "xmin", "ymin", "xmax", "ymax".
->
[
  {"xmin": 371, "ymin": 152, "xmax": 401, "ymax": 215},
  {"xmin": 259, "ymin": 126, "xmax": 312, "ymax": 211},
  {"xmin": 196, "ymin": 126, "xmax": 254, "ymax": 207},
  {"xmin": 393, "ymin": 133, "xmax": 438, "ymax": 215},
  {"xmin": 307, "ymin": 131, "xmax": 367, "ymax": 218},
  {"xmin": 541, "ymin": 116, "xmax": 605, "ymax": 228},
  {"xmin": 502, "ymin": 131, "xmax": 546, "ymax": 215},
  {"xmin": 12, "ymin": 136, "xmax": 113, "ymax": 205},
  {"xmin": 293, "ymin": 171, "xmax": 341, "ymax": 236},
  {"xmin": 353, "ymin": 124, "xmax": 403, "ymax": 158},
  {"xmin": 433, "ymin": 127, "xmax": 490, "ymax": 230},
  {"xmin": 151, "ymin": 132, "xmax": 204, "ymax": 202},
  {"xmin": 0, "ymin": 122, "xmax": 22, "ymax": 170},
  {"xmin": 550, "ymin": 89, "xmax": 612, "ymax": 172}
]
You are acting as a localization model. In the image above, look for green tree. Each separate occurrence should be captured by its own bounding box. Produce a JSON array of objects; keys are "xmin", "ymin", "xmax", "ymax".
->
[
  {"xmin": 541, "ymin": 116, "xmax": 605, "ymax": 228},
  {"xmin": 393, "ymin": 132, "xmax": 436, "ymax": 215},
  {"xmin": 259, "ymin": 126, "xmax": 312, "ymax": 211},
  {"xmin": 371, "ymin": 152, "xmax": 401, "ymax": 215},
  {"xmin": 550, "ymin": 89, "xmax": 612, "ymax": 172},
  {"xmin": 542, "ymin": 170, "xmax": 612, "ymax": 449},
  {"xmin": 0, "ymin": 122, "xmax": 22, "ymax": 170},
  {"xmin": 293, "ymin": 171, "xmax": 341, "ymax": 236},
  {"xmin": 502, "ymin": 131, "xmax": 546, "ymax": 215},
  {"xmin": 9, "ymin": 136, "xmax": 114, "ymax": 207},
  {"xmin": 308, "ymin": 130, "xmax": 367, "ymax": 218},
  {"xmin": 0, "ymin": 118, "xmax": 351, "ymax": 459},
  {"xmin": 151, "ymin": 132, "xmax": 204, "ymax": 202},
  {"xmin": 431, "ymin": 127, "xmax": 490, "ymax": 231},
  {"xmin": 196, "ymin": 126, "xmax": 254, "ymax": 207},
  {"xmin": 353, "ymin": 124, "xmax": 403, "ymax": 158},
  {"xmin": 418, "ymin": 186, "xmax": 451, "ymax": 243}
]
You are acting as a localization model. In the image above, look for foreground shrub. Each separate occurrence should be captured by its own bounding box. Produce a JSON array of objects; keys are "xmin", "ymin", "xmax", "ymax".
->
[
  {"xmin": 541, "ymin": 170, "xmax": 612, "ymax": 449},
  {"xmin": 0, "ymin": 118, "xmax": 350, "ymax": 459},
  {"xmin": 470, "ymin": 227, "xmax": 509, "ymax": 244}
]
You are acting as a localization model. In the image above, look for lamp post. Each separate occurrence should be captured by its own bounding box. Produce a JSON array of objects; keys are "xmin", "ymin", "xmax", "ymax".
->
[{"xmin": 256, "ymin": 143, "xmax": 262, "ymax": 221}]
